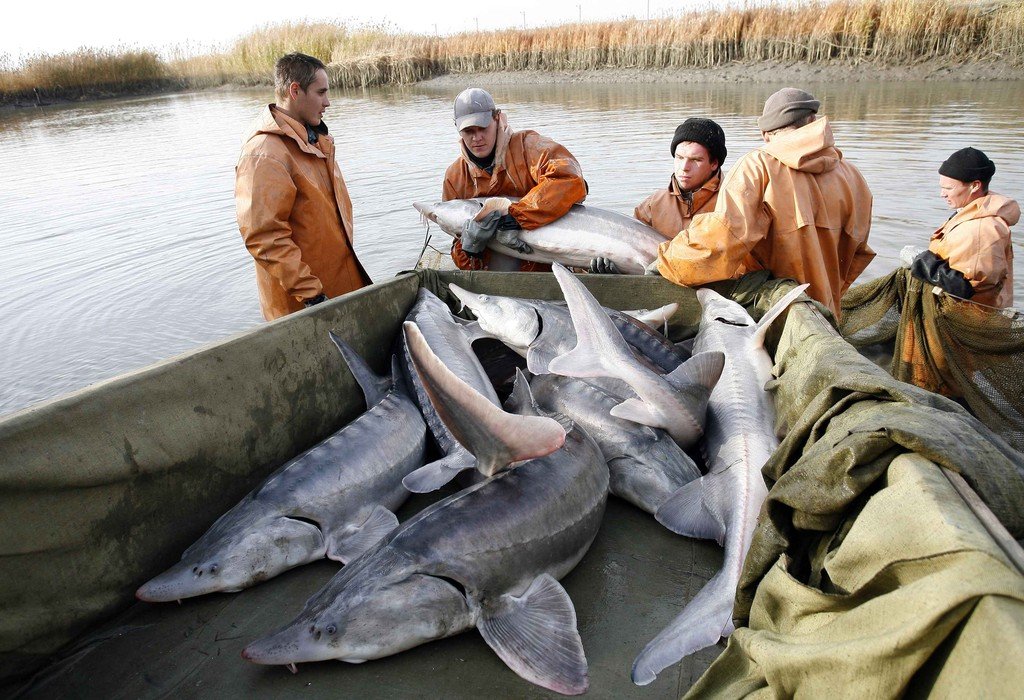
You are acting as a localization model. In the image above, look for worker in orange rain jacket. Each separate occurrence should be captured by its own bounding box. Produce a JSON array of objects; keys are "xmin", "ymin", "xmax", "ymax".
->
[
  {"xmin": 902, "ymin": 147, "xmax": 1019, "ymax": 308},
  {"xmin": 443, "ymin": 88, "xmax": 588, "ymax": 272},
  {"xmin": 634, "ymin": 117, "xmax": 725, "ymax": 239},
  {"xmin": 651, "ymin": 88, "xmax": 875, "ymax": 319},
  {"xmin": 235, "ymin": 53, "xmax": 370, "ymax": 321}
]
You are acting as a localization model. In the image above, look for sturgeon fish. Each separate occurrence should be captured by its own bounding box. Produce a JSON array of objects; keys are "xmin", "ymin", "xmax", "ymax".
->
[
  {"xmin": 547, "ymin": 264, "xmax": 725, "ymax": 448},
  {"xmin": 135, "ymin": 334, "xmax": 426, "ymax": 602},
  {"xmin": 631, "ymin": 284, "xmax": 810, "ymax": 685},
  {"xmin": 399, "ymin": 288, "xmax": 502, "ymax": 493},
  {"xmin": 445, "ymin": 284, "xmax": 701, "ymax": 514},
  {"xmin": 414, "ymin": 198, "xmax": 664, "ymax": 274},
  {"xmin": 447, "ymin": 284, "xmax": 688, "ymax": 379},
  {"xmin": 241, "ymin": 323, "xmax": 608, "ymax": 696}
]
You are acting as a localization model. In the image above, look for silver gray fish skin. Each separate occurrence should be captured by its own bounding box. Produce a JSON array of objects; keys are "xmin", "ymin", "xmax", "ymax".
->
[
  {"xmin": 241, "ymin": 421, "xmax": 608, "ymax": 694},
  {"xmin": 528, "ymin": 373, "xmax": 700, "ymax": 514},
  {"xmin": 401, "ymin": 288, "xmax": 500, "ymax": 458},
  {"xmin": 135, "ymin": 344, "xmax": 426, "ymax": 602},
  {"xmin": 415, "ymin": 199, "xmax": 664, "ymax": 274},
  {"xmin": 632, "ymin": 286, "xmax": 807, "ymax": 685},
  {"xmin": 448, "ymin": 285, "xmax": 688, "ymax": 380}
]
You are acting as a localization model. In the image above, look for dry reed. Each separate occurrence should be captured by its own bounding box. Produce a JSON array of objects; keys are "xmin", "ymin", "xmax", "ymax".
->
[{"xmin": 2, "ymin": 0, "xmax": 1021, "ymax": 103}]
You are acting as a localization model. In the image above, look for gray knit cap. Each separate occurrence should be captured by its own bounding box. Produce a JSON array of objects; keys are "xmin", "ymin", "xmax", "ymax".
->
[{"xmin": 758, "ymin": 88, "xmax": 820, "ymax": 132}]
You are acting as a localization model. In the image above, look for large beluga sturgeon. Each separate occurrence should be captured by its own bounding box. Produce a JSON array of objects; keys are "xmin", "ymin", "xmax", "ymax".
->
[
  {"xmin": 399, "ymin": 288, "xmax": 503, "ymax": 493},
  {"xmin": 135, "ymin": 334, "xmax": 426, "ymax": 602},
  {"xmin": 414, "ymin": 198, "xmax": 664, "ymax": 274},
  {"xmin": 547, "ymin": 263, "xmax": 725, "ymax": 448},
  {"xmin": 631, "ymin": 284, "xmax": 810, "ymax": 686},
  {"xmin": 446, "ymin": 283, "xmax": 701, "ymax": 516},
  {"xmin": 447, "ymin": 284, "xmax": 688, "ymax": 378},
  {"xmin": 242, "ymin": 322, "xmax": 608, "ymax": 696}
]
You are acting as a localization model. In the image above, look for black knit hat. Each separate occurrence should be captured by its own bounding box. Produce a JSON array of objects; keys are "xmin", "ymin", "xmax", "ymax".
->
[
  {"xmin": 939, "ymin": 147, "xmax": 995, "ymax": 186},
  {"xmin": 671, "ymin": 118, "xmax": 727, "ymax": 167}
]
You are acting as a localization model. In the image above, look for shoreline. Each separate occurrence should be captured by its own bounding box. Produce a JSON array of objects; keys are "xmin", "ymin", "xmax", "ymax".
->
[
  {"xmin": 419, "ymin": 60, "xmax": 1024, "ymax": 86},
  {"xmin": 2, "ymin": 60, "xmax": 1020, "ymax": 112}
]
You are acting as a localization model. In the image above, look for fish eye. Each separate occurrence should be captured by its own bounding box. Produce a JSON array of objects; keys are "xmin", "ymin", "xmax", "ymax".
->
[
  {"xmin": 326, "ymin": 624, "xmax": 337, "ymax": 635},
  {"xmin": 209, "ymin": 563, "xmax": 219, "ymax": 574}
]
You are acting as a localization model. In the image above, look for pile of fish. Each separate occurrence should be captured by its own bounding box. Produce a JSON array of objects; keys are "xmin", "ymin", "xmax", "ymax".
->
[{"xmin": 136, "ymin": 266, "xmax": 809, "ymax": 695}]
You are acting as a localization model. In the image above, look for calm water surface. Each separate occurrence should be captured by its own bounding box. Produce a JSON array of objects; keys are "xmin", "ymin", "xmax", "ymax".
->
[{"xmin": 1, "ymin": 80, "xmax": 1022, "ymax": 415}]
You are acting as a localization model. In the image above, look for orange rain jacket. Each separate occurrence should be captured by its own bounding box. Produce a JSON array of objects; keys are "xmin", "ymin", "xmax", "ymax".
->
[
  {"xmin": 928, "ymin": 193, "xmax": 1019, "ymax": 308},
  {"xmin": 634, "ymin": 171, "xmax": 721, "ymax": 239},
  {"xmin": 443, "ymin": 112, "xmax": 587, "ymax": 271},
  {"xmin": 236, "ymin": 105, "xmax": 370, "ymax": 321},
  {"xmin": 655, "ymin": 117, "xmax": 875, "ymax": 318}
]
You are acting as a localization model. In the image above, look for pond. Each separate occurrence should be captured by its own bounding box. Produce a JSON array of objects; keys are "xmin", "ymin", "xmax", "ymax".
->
[{"xmin": 1, "ymin": 78, "xmax": 1022, "ymax": 415}]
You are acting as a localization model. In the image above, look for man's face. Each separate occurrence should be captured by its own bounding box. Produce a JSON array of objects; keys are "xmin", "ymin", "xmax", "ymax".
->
[
  {"xmin": 673, "ymin": 142, "xmax": 717, "ymax": 192},
  {"xmin": 939, "ymin": 174, "xmax": 981, "ymax": 210},
  {"xmin": 460, "ymin": 118, "xmax": 498, "ymax": 159},
  {"xmin": 290, "ymin": 69, "xmax": 330, "ymax": 126}
]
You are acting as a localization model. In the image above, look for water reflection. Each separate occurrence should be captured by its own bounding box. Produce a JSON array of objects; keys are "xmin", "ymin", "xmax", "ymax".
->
[{"xmin": 1, "ymin": 80, "xmax": 1021, "ymax": 415}]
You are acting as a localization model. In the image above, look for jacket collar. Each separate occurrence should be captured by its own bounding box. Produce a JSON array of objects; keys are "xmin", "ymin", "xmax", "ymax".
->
[
  {"xmin": 933, "ymin": 192, "xmax": 1022, "ymax": 239},
  {"xmin": 669, "ymin": 169, "xmax": 721, "ymax": 215},
  {"xmin": 248, "ymin": 104, "xmax": 331, "ymax": 158},
  {"xmin": 760, "ymin": 117, "xmax": 839, "ymax": 174}
]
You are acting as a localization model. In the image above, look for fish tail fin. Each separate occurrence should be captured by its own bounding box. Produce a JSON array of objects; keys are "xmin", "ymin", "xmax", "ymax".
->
[
  {"xmin": 547, "ymin": 264, "xmax": 634, "ymax": 379},
  {"xmin": 403, "ymin": 322, "xmax": 565, "ymax": 479},
  {"xmin": 751, "ymin": 283, "xmax": 810, "ymax": 349},
  {"xmin": 329, "ymin": 331, "xmax": 390, "ymax": 408},
  {"xmin": 630, "ymin": 570, "xmax": 736, "ymax": 686}
]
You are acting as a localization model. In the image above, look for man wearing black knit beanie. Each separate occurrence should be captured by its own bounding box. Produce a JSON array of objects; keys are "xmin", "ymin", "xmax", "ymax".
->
[
  {"xmin": 903, "ymin": 147, "xmax": 1019, "ymax": 307},
  {"xmin": 637, "ymin": 118, "xmax": 725, "ymax": 236},
  {"xmin": 590, "ymin": 117, "xmax": 726, "ymax": 275}
]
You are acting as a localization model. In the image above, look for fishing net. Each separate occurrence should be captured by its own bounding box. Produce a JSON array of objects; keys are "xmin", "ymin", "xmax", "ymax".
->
[{"xmin": 841, "ymin": 267, "xmax": 1024, "ymax": 453}]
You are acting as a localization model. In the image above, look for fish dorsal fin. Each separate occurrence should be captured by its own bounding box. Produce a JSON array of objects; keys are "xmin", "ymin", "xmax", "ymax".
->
[
  {"xmin": 751, "ymin": 283, "xmax": 810, "ymax": 348},
  {"xmin": 547, "ymin": 264, "xmax": 634, "ymax": 380},
  {"xmin": 503, "ymin": 368, "xmax": 540, "ymax": 416},
  {"xmin": 404, "ymin": 322, "xmax": 565, "ymax": 478},
  {"xmin": 401, "ymin": 450, "xmax": 475, "ymax": 493},
  {"xmin": 505, "ymin": 369, "xmax": 576, "ymax": 432},
  {"xmin": 329, "ymin": 331, "xmax": 389, "ymax": 409},
  {"xmin": 325, "ymin": 505, "xmax": 399, "ymax": 564},
  {"xmin": 477, "ymin": 574, "xmax": 589, "ymax": 695},
  {"xmin": 654, "ymin": 473, "xmax": 729, "ymax": 546}
]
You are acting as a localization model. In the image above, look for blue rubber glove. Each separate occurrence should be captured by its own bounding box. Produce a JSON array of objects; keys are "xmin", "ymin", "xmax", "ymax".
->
[{"xmin": 589, "ymin": 257, "xmax": 621, "ymax": 274}]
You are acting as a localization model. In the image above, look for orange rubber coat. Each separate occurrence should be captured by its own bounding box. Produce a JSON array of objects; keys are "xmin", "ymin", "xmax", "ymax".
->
[
  {"xmin": 443, "ymin": 113, "xmax": 587, "ymax": 271},
  {"xmin": 928, "ymin": 193, "xmax": 1019, "ymax": 308},
  {"xmin": 235, "ymin": 105, "xmax": 370, "ymax": 321},
  {"xmin": 634, "ymin": 171, "xmax": 721, "ymax": 239},
  {"xmin": 655, "ymin": 117, "xmax": 875, "ymax": 318}
]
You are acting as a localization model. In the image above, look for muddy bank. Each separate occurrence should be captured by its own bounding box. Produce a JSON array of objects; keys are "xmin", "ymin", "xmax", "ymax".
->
[{"xmin": 422, "ymin": 60, "xmax": 1023, "ymax": 86}]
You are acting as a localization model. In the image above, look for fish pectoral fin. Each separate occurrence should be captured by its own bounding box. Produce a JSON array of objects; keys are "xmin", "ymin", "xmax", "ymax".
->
[
  {"xmin": 751, "ymin": 283, "xmax": 810, "ymax": 348},
  {"xmin": 526, "ymin": 345, "xmax": 557, "ymax": 375},
  {"xmin": 454, "ymin": 319, "xmax": 493, "ymax": 343},
  {"xmin": 610, "ymin": 398, "xmax": 661, "ymax": 429},
  {"xmin": 477, "ymin": 574, "xmax": 589, "ymax": 696},
  {"xmin": 402, "ymin": 451, "xmax": 475, "ymax": 493},
  {"xmin": 655, "ymin": 475, "xmax": 727, "ymax": 545},
  {"xmin": 325, "ymin": 505, "xmax": 398, "ymax": 564}
]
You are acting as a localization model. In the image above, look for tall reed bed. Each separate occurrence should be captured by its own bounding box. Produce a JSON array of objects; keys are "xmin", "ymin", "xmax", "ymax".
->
[{"xmin": 2, "ymin": 0, "xmax": 1021, "ymax": 103}]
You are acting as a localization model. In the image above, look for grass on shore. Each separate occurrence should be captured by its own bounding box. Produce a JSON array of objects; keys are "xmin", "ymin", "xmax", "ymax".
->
[{"xmin": 2, "ymin": 0, "xmax": 1022, "ymax": 104}]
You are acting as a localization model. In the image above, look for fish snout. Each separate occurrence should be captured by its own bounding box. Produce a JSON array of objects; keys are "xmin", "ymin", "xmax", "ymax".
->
[{"xmin": 412, "ymin": 202, "xmax": 437, "ymax": 223}]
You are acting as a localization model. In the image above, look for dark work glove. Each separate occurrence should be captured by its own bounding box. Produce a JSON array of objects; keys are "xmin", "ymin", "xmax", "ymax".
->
[
  {"xmin": 909, "ymin": 251, "xmax": 975, "ymax": 299},
  {"xmin": 495, "ymin": 228, "xmax": 533, "ymax": 255},
  {"xmin": 588, "ymin": 257, "xmax": 621, "ymax": 275},
  {"xmin": 461, "ymin": 210, "xmax": 502, "ymax": 255},
  {"xmin": 303, "ymin": 293, "xmax": 328, "ymax": 307},
  {"xmin": 496, "ymin": 213, "xmax": 521, "ymax": 231}
]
